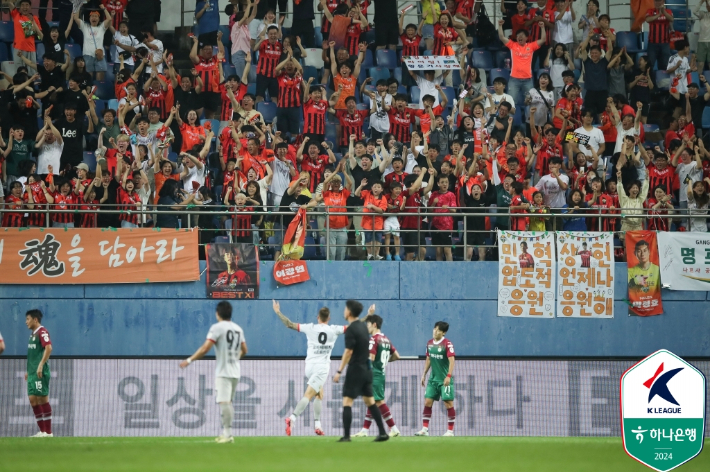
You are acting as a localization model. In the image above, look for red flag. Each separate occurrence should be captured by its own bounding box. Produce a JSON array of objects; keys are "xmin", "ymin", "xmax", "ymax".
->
[{"xmin": 274, "ymin": 208, "xmax": 310, "ymax": 285}]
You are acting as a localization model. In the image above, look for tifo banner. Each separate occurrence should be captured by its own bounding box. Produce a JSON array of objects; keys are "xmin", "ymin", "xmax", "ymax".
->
[
  {"xmin": 273, "ymin": 260, "xmax": 310, "ymax": 285},
  {"xmin": 658, "ymin": 232, "xmax": 710, "ymax": 291},
  {"xmin": 0, "ymin": 228, "xmax": 198, "ymax": 284},
  {"xmin": 205, "ymin": 243, "xmax": 259, "ymax": 299},
  {"xmin": 556, "ymin": 232, "xmax": 614, "ymax": 318},
  {"xmin": 402, "ymin": 55, "xmax": 461, "ymax": 70},
  {"xmin": 1, "ymin": 359, "xmax": 709, "ymax": 438},
  {"xmin": 625, "ymin": 231, "xmax": 663, "ymax": 316},
  {"xmin": 497, "ymin": 231, "xmax": 556, "ymax": 318}
]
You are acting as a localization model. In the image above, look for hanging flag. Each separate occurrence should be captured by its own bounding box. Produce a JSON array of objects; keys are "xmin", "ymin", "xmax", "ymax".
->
[
  {"xmin": 625, "ymin": 231, "xmax": 663, "ymax": 316},
  {"xmin": 274, "ymin": 208, "xmax": 310, "ymax": 285}
]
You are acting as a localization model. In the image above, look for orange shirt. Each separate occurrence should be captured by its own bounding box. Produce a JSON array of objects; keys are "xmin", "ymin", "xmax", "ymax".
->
[
  {"xmin": 360, "ymin": 190, "xmax": 388, "ymax": 230},
  {"xmin": 323, "ymin": 189, "xmax": 351, "ymax": 229},
  {"xmin": 179, "ymin": 123, "xmax": 206, "ymax": 153},
  {"xmin": 153, "ymin": 172, "xmax": 180, "ymax": 204},
  {"xmin": 506, "ymin": 39, "xmax": 540, "ymax": 80},
  {"xmin": 334, "ymin": 75, "xmax": 356, "ymax": 110},
  {"xmin": 11, "ymin": 9, "xmax": 39, "ymax": 52}
]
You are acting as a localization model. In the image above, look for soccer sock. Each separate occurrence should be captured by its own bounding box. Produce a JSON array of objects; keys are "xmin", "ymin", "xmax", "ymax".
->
[
  {"xmin": 368, "ymin": 404, "xmax": 386, "ymax": 436},
  {"xmin": 289, "ymin": 397, "xmax": 310, "ymax": 422},
  {"xmin": 379, "ymin": 403, "xmax": 395, "ymax": 428},
  {"xmin": 32, "ymin": 405, "xmax": 44, "ymax": 433},
  {"xmin": 447, "ymin": 407, "xmax": 456, "ymax": 431},
  {"xmin": 342, "ymin": 406, "xmax": 352, "ymax": 438},
  {"xmin": 313, "ymin": 399, "xmax": 322, "ymax": 429},
  {"xmin": 422, "ymin": 406, "xmax": 432, "ymax": 429},
  {"xmin": 220, "ymin": 403, "xmax": 234, "ymax": 437},
  {"xmin": 363, "ymin": 408, "xmax": 372, "ymax": 430},
  {"xmin": 41, "ymin": 403, "xmax": 52, "ymax": 435}
]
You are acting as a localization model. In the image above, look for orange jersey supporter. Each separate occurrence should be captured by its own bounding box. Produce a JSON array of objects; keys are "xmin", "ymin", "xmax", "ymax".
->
[
  {"xmin": 333, "ymin": 75, "xmax": 357, "ymax": 109},
  {"xmin": 179, "ymin": 122, "xmax": 206, "ymax": 153},
  {"xmin": 360, "ymin": 190, "xmax": 387, "ymax": 230}
]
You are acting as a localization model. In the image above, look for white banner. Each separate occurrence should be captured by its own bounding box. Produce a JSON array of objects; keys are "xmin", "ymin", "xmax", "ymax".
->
[
  {"xmin": 555, "ymin": 232, "xmax": 615, "ymax": 318},
  {"xmin": 497, "ymin": 231, "xmax": 556, "ymax": 318},
  {"xmin": 658, "ymin": 232, "xmax": 710, "ymax": 291},
  {"xmin": 402, "ymin": 55, "xmax": 461, "ymax": 70}
]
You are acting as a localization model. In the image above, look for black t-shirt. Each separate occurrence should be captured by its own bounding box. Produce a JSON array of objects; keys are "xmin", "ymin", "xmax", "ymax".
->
[
  {"xmin": 174, "ymin": 87, "xmax": 202, "ymax": 117},
  {"xmin": 351, "ymin": 165, "xmax": 383, "ymax": 191},
  {"xmin": 279, "ymin": 190, "xmax": 310, "ymax": 227},
  {"xmin": 156, "ymin": 195, "xmax": 180, "ymax": 229},
  {"xmin": 55, "ymin": 116, "xmax": 84, "ymax": 167},
  {"xmin": 583, "ymin": 57, "xmax": 610, "ymax": 91},
  {"xmin": 63, "ymin": 88, "xmax": 89, "ymax": 116},
  {"xmin": 688, "ymin": 95, "xmax": 708, "ymax": 132},
  {"xmin": 373, "ymin": 0, "xmax": 397, "ymax": 22},
  {"xmin": 455, "ymin": 129, "xmax": 475, "ymax": 160},
  {"xmin": 489, "ymin": 116, "xmax": 509, "ymax": 143},
  {"xmin": 611, "ymin": 155, "xmax": 638, "ymax": 187},
  {"xmin": 293, "ymin": 0, "xmax": 315, "ymax": 20},
  {"xmin": 463, "ymin": 182, "xmax": 496, "ymax": 230},
  {"xmin": 10, "ymin": 100, "xmax": 39, "ymax": 138},
  {"xmin": 629, "ymin": 67, "xmax": 652, "ymax": 104},
  {"xmin": 344, "ymin": 319, "xmax": 370, "ymax": 367},
  {"xmin": 94, "ymin": 179, "xmax": 121, "ymax": 228},
  {"xmin": 38, "ymin": 64, "xmax": 65, "ymax": 92}
]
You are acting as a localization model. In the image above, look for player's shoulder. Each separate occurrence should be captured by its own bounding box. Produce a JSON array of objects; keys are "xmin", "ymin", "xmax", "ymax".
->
[
  {"xmin": 426, "ymin": 338, "xmax": 435, "ymax": 347},
  {"xmin": 444, "ymin": 337, "xmax": 454, "ymax": 348},
  {"xmin": 37, "ymin": 326, "xmax": 50, "ymax": 336}
]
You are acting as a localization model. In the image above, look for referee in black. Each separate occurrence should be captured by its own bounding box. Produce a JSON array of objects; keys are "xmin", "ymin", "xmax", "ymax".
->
[{"xmin": 333, "ymin": 300, "xmax": 389, "ymax": 442}]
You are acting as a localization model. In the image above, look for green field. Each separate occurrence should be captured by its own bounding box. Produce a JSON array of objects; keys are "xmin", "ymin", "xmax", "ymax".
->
[{"xmin": 0, "ymin": 437, "xmax": 707, "ymax": 472}]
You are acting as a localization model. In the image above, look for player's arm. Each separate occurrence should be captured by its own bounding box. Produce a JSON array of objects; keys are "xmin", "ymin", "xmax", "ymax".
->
[
  {"xmin": 334, "ymin": 348, "xmax": 353, "ymax": 383},
  {"xmin": 272, "ymin": 300, "xmax": 298, "ymax": 330},
  {"xmin": 444, "ymin": 355, "xmax": 455, "ymax": 386},
  {"xmin": 36, "ymin": 341, "xmax": 52, "ymax": 379},
  {"xmin": 0, "ymin": 338, "xmax": 4, "ymax": 355},
  {"xmin": 179, "ymin": 339, "xmax": 213, "ymax": 368},
  {"xmin": 421, "ymin": 356, "xmax": 431, "ymax": 386}
]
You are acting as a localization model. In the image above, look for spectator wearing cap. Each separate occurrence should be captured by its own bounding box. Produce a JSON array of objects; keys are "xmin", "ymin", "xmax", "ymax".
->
[
  {"xmin": 2, "ymin": 0, "xmax": 42, "ymax": 64},
  {"xmin": 73, "ymin": 6, "xmax": 113, "ymax": 81},
  {"xmin": 195, "ymin": 0, "xmax": 221, "ymax": 46},
  {"xmin": 686, "ymin": 79, "xmax": 710, "ymax": 137},
  {"xmin": 645, "ymin": 0, "xmax": 673, "ymax": 72}
]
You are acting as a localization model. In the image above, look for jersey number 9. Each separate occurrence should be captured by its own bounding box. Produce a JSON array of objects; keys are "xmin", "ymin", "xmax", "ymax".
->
[
  {"xmin": 380, "ymin": 350, "xmax": 390, "ymax": 373},
  {"xmin": 226, "ymin": 330, "xmax": 241, "ymax": 351}
]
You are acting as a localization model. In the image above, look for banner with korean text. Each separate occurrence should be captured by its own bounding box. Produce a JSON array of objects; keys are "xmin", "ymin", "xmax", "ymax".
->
[
  {"xmin": 497, "ymin": 231, "xmax": 556, "ymax": 318},
  {"xmin": 556, "ymin": 232, "xmax": 614, "ymax": 318},
  {"xmin": 402, "ymin": 56, "xmax": 461, "ymax": 70},
  {"xmin": 658, "ymin": 232, "xmax": 710, "ymax": 291},
  {"xmin": 0, "ymin": 228, "xmax": 199, "ymax": 284},
  {"xmin": 625, "ymin": 231, "xmax": 663, "ymax": 316}
]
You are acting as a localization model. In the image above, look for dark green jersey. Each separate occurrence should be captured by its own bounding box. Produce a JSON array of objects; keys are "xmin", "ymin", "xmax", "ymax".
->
[
  {"xmin": 426, "ymin": 337, "xmax": 455, "ymax": 383},
  {"xmin": 28, "ymin": 326, "xmax": 51, "ymax": 374},
  {"xmin": 369, "ymin": 333, "xmax": 396, "ymax": 376}
]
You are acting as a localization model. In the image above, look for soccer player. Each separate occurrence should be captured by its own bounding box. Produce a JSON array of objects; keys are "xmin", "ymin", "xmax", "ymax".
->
[
  {"xmin": 333, "ymin": 300, "xmax": 389, "ymax": 442},
  {"xmin": 354, "ymin": 307, "xmax": 401, "ymax": 437},
  {"xmin": 272, "ymin": 300, "xmax": 346, "ymax": 436},
  {"xmin": 415, "ymin": 321, "xmax": 456, "ymax": 437},
  {"xmin": 180, "ymin": 301, "xmax": 247, "ymax": 443},
  {"xmin": 25, "ymin": 309, "xmax": 53, "ymax": 437}
]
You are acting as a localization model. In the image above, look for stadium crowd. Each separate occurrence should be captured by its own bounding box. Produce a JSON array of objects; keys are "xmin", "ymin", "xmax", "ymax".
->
[{"xmin": 0, "ymin": 0, "xmax": 709, "ymax": 261}]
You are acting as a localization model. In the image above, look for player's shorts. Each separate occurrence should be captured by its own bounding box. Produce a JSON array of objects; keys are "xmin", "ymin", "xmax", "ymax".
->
[
  {"xmin": 384, "ymin": 216, "xmax": 400, "ymax": 236},
  {"xmin": 305, "ymin": 362, "xmax": 329, "ymax": 392},
  {"xmin": 27, "ymin": 373, "xmax": 50, "ymax": 397},
  {"xmin": 342, "ymin": 364, "xmax": 373, "ymax": 399},
  {"xmin": 215, "ymin": 376, "xmax": 239, "ymax": 403},
  {"xmin": 372, "ymin": 374, "xmax": 386, "ymax": 402},
  {"xmin": 425, "ymin": 378, "xmax": 455, "ymax": 402}
]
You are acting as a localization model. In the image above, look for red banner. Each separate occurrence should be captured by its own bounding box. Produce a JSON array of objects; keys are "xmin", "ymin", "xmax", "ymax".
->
[
  {"xmin": 273, "ymin": 260, "xmax": 310, "ymax": 285},
  {"xmin": 625, "ymin": 231, "xmax": 664, "ymax": 316}
]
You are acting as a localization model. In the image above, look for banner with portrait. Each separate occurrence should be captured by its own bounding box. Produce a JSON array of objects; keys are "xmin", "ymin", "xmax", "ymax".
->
[
  {"xmin": 205, "ymin": 243, "xmax": 259, "ymax": 299},
  {"xmin": 625, "ymin": 231, "xmax": 663, "ymax": 316},
  {"xmin": 0, "ymin": 228, "xmax": 199, "ymax": 284},
  {"xmin": 497, "ymin": 231, "xmax": 556, "ymax": 318},
  {"xmin": 556, "ymin": 232, "xmax": 614, "ymax": 318},
  {"xmin": 658, "ymin": 232, "xmax": 710, "ymax": 291}
]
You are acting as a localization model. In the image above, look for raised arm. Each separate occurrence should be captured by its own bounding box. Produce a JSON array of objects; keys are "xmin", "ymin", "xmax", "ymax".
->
[{"xmin": 272, "ymin": 300, "xmax": 298, "ymax": 330}]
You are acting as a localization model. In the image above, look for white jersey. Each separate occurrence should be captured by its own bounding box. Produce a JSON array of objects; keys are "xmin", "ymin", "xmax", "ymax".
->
[
  {"xmin": 206, "ymin": 320, "xmax": 245, "ymax": 379},
  {"xmin": 298, "ymin": 323, "xmax": 345, "ymax": 364}
]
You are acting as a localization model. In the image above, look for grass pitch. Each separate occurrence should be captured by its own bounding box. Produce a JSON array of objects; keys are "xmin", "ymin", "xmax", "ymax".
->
[{"xmin": 0, "ymin": 437, "xmax": 707, "ymax": 472}]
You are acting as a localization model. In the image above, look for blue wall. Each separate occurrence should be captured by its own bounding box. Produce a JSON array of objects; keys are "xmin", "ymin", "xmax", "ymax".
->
[{"xmin": 1, "ymin": 262, "xmax": 709, "ymax": 357}]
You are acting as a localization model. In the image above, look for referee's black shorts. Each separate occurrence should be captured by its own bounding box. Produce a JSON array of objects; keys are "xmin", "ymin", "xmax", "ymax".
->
[{"xmin": 342, "ymin": 365, "xmax": 373, "ymax": 399}]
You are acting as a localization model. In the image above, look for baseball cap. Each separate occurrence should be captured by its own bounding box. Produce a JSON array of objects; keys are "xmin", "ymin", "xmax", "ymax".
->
[{"xmin": 75, "ymin": 163, "xmax": 89, "ymax": 172}]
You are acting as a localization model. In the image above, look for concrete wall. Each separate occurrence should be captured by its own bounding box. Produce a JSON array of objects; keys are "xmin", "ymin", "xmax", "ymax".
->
[{"xmin": 1, "ymin": 262, "xmax": 709, "ymax": 358}]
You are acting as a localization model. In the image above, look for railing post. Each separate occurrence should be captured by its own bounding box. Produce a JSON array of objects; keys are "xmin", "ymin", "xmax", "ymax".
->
[
  {"xmin": 417, "ymin": 206, "xmax": 421, "ymax": 261},
  {"xmin": 463, "ymin": 213, "xmax": 468, "ymax": 261},
  {"xmin": 325, "ymin": 207, "xmax": 330, "ymax": 261}
]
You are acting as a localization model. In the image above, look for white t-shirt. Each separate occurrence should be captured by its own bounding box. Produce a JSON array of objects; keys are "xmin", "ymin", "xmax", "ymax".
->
[
  {"xmin": 484, "ymin": 93, "xmax": 516, "ymax": 112},
  {"xmin": 415, "ymin": 74, "xmax": 443, "ymax": 108},
  {"xmin": 614, "ymin": 122, "xmax": 639, "ymax": 154},
  {"xmin": 298, "ymin": 322, "xmax": 346, "ymax": 365},
  {"xmin": 206, "ymin": 320, "xmax": 246, "ymax": 379},
  {"xmin": 143, "ymin": 39, "xmax": 164, "ymax": 74},
  {"xmin": 369, "ymin": 94, "xmax": 393, "ymax": 133},
  {"xmin": 527, "ymin": 88, "xmax": 554, "ymax": 124},
  {"xmin": 676, "ymin": 160, "xmax": 703, "ymax": 202},
  {"xmin": 270, "ymin": 159, "xmax": 292, "ymax": 199},
  {"xmin": 553, "ymin": 10, "xmax": 574, "ymax": 44},
  {"xmin": 549, "ymin": 58, "xmax": 568, "ymax": 88},
  {"xmin": 537, "ymin": 173, "xmax": 570, "ymax": 208},
  {"xmin": 250, "ymin": 20, "xmax": 278, "ymax": 40},
  {"xmin": 79, "ymin": 22, "xmax": 107, "ymax": 56},
  {"xmin": 667, "ymin": 54, "xmax": 690, "ymax": 94},
  {"xmin": 119, "ymin": 95, "xmax": 146, "ymax": 116},
  {"xmin": 182, "ymin": 163, "xmax": 207, "ymax": 193},
  {"xmin": 113, "ymin": 31, "xmax": 140, "ymax": 65},
  {"xmin": 37, "ymin": 140, "xmax": 64, "ymax": 174},
  {"xmin": 573, "ymin": 126, "xmax": 605, "ymax": 157},
  {"xmin": 257, "ymin": 177, "xmax": 269, "ymax": 211}
]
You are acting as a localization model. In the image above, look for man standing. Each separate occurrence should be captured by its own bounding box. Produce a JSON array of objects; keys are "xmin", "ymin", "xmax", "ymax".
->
[
  {"xmin": 645, "ymin": 0, "xmax": 673, "ymax": 72},
  {"xmin": 273, "ymin": 300, "xmax": 345, "ymax": 436},
  {"xmin": 498, "ymin": 18, "xmax": 546, "ymax": 113},
  {"xmin": 195, "ymin": 0, "xmax": 220, "ymax": 46},
  {"xmin": 333, "ymin": 300, "xmax": 389, "ymax": 442},
  {"xmin": 180, "ymin": 301, "xmax": 247, "ymax": 443},
  {"xmin": 25, "ymin": 309, "xmax": 53, "ymax": 438}
]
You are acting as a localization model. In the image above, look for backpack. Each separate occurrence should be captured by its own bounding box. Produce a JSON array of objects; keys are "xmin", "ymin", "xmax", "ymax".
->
[{"xmin": 475, "ymin": 5, "xmax": 497, "ymax": 47}]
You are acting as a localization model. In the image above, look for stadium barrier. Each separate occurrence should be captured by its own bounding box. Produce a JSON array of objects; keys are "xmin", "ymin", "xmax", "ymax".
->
[{"xmin": 1, "ymin": 358, "xmax": 708, "ymax": 438}]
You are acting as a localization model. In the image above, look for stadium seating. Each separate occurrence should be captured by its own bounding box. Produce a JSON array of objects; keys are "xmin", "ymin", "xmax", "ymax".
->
[
  {"xmin": 1, "ymin": 60, "xmax": 17, "ymax": 77},
  {"xmin": 440, "ymin": 86, "xmax": 455, "ymax": 107},
  {"xmin": 470, "ymin": 50, "xmax": 494, "ymax": 70},
  {"xmin": 106, "ymin": 99, "xmax": 119, "ymax": 112},
  {"xmin": 35, "ymin": 43, "xmax": 45, "ymax": 63},
  {"xmin": 94, "ymin": 81, "xmax": 115, "ymax": 100},
  {"xmin": 223, "ymin": 63, "xmax": 237, "ymax": 78},
  {"xmin": 376, "ymin": 49, "xmax": 397, "ymax": 69},
  {"xmin": 702, "ymin": 107, "xmax": 710, "ymax": 130},
  {"xmin": 615, "ymin": 32, "xmax": 641, "ymax": 54},
  {"xmin": 66, "ymin": 43, "xmax": 82, "ymax": 61},
  {"xmin": 0, "ymin": 21, "xmax": 13, "ymax": 43},
  {"xmin": 410, "ymin": 85, "xmax": 420, "ymax": 104},
  {"xmin": 361, "ymin": 49, "xmax": 374, "ymax": 69},
  {"xmin": 325, "ymin": 124, "xmax": 337, "ymax": 143},
  {"xmin": 495, "ymin": 50, "xmax": 511, "ymax": 69},
  {"xmin": 489, "ymin": 68, "xmax": 511, "ymax": 88},
  {"xmin": 369, "ymin": 67, "xmax": 390, "ymax": 83},
  {"xmin": 83, "ymin": 152, "xmax": 97, "ymax": 172},
  {"xmin": 257, "ymin": 101, "xmax": 277, "ymax": 123},
  {"xmin": 393, "ymin": 67, "xmax": 402, "ymax": 84},
  {"xmin": 302, "ymin": 65, "xmax": 319, "ymax": 83},
  {"xmin": 0, "ymin": 44, "xmax": 7, "ymax": 63},
  {"xmin": 247, "ymin": 82, "xmax": 256, "ymax": 95}
]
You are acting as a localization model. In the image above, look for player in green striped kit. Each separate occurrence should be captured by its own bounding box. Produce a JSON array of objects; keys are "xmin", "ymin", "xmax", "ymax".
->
[
  {"xmin": 25, "ymin": 309, "xmax": 54, "ymax": 437},
  {"xmin": 354, "ymin": 306, "xmax": 401, "ymax": 437},
  {"xmin": 415, "ymin": 321, "xmax": 455, "ymax": 437}
]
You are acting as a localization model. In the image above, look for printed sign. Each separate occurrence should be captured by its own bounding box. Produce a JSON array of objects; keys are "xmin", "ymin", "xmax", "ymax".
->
[
  {"xmin": 205, "ymin": 243, "xmax": 259, "ymax": 299},
  {"xmin": 625, "ymin": 231, "xmax": 664, "ymax": 316},
  {"xmin": 621, "ymin": 349, "xmax": 706, "ymax": 471},
  {"xmin": 402, "ymin": 56, "xmax": 461, "ymax": 71},
  {"xmin": 273, "ymin": 260, "xmax": 310, "ymax": 285},
  {"xmin": 0, "ymin": 228, "xmax": 198, "ymax": 284},
  {"xmin": 556, "ymin": 232, "xmax": 614, "ymax": 318},
  {"xmin": 658, "ymin": 232, "xmax": 710, "ymax": 291},
  {"xmin": 497, "ymin": 231, "xmax": 556, "ymax": 318}
]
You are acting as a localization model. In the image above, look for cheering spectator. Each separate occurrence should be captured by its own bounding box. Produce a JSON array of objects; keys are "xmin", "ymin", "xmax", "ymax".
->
[
  {"xmin": 687, "ymin": 178, "xmax": 710, "ymax": 232},
  {"xmin": 48, "ymin": 174, "xmax": 80, "ymax": 228},
  {"xmin": 578, "ymin": 0, "xmax": 599, "ymax": 39},
  {"xmin": 330, "ymin": 92, "xmax": 369, "ymax": 153},
  {"xmin": 155, "ymin": 179, "xmax": 197, "ymax": 229},
  {"xmin": 3, "ymin": 126, "xmax": 33, "ymax": 187},
  {"xmin": 274, "ymin": 51, "xmax": 303, "ymax": 141},
  {"xmin": 2, "ymin": 181, "xmax": 27, "ymax": 227},
  {"xmin": 231, "ymin": 0, "xmax": 257, "ymax": 81},
  {"xmin": 671, "ymin": 138, "xmax": 704, "ymax": 229},
  {"xmin": 537, "ymin": 156, "xmax": 569, "ymax": 210},
  {"xmin": 430, "ymin": 173, "xmax": 457, "ymax": 261},
  {"xmin": 608, "ymin": 98, "xmax": 642, "ymax": 156},
  {"xmin": 18, "ymin": 52, "xmax": 69, "ymax": 116},
  {"xmin": 274, "ymin": 173, "xmax": 312, "ymax": 259},
  {"xmin": 111, "ymin": 20, "xmax": 140, "ymax": 66},
  {"xmin": 141, "ymin": 29, "xmax": 165, "ymax": 76},
  {"xmin": 552, "ymin": 0, "xmax": 575, "ymax": 51},
  {"xmin": 311, "ymin": 160, "xmax": 354, "ymax": 260},
  {"xmin": 545, "ymin": 44, "xmax": 575, "ymax": 99},
  {"xmin": 616, "ymin": 165, "xmax": 649, "ymax": 235},
  {"xmin": 174, "ymin": 104, "xmax": 206, "ymax": 154},
  {"xmin": 118, "ymin": 165, "xmax": 142, "ymax": 228},
  {"xmin": 3, "ymin": 0, "xmax": 42, "ymax": 64},
  {"xmin": 354, "ymin": 177, "xmax": 387, "ymax": 260},
  {"xmin": 592, "ymin": 14, "xmax": 615, "ymax": 51},
  {"xmin": 180, "ymin": 135, "xmax": 211, "ymax": 194},
  {"xmin": 645, "ymin": 184, "xmax": 674, "ymax": 232},
  {"xmin": 254, "ymin": 25, "xmax": 282, "ymax": 103},
  {"xmin": 195, "ymin": 0, "xmax": 220, "ymax": 45},
  {"xmin": 73, "ymin": 6, "xmax": 113, "ymax": 81},
  {"xmin": 696, "ymin": 0, "xmax": 710, "ymax": 74},
  {"xmin": 297, "ymin": 137, "xmax": 336, "ymax": 193},
  {"xmin": 668, "ymin": 40, "xmax": 691, "ymax": 107},
  {"xmin": 318, "ymin": 0, "xmax": 340, "ymax": 42},
  {"xmin": 526, "ymin": 73, "xmax": 555, "ymax": 126},
  {"xmin": 562, "ymin": 189, "xmax": 588, "ymax": 230},
  {"xmin": 526, "ymin": 0, "xmax": 555, "ymax": 70},
  {"xmin": 645, "ymin": 0, "xmax": 673, "ymax": 72},
  {"xmin": 302, "ymin": 79, "xmax": 328, "ymax": 142},
  {"xmin": 190, "ymin": 33, "xmax": 225, "ymax": 119},
  {"xmin": 291, "ymin": 0, "xmax": 315, "ymax": 47}
]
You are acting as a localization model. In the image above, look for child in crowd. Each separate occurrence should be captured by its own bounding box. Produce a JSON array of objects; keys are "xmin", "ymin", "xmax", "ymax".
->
[
  {"xmin": 383, "ymin": 181, "xmax": 406, "ymax": 260},
  {"xmin": 356, "ymin": 179, "xmax": 387, "ymax": 260}
]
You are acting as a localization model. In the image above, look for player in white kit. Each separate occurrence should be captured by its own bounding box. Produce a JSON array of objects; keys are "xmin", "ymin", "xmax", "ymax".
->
[
  {"xmin": 273, "ymin": 299, "xmax": 346, "ymax": 436},
  {"xmin": 180, "ymin": 301, "xmax": 247, "ymax": 443}
]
